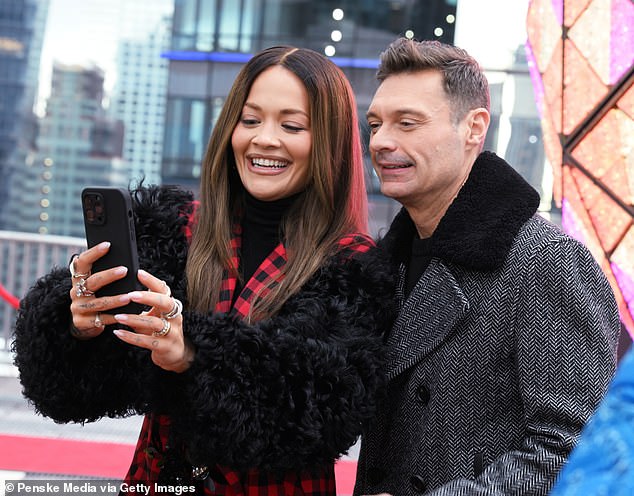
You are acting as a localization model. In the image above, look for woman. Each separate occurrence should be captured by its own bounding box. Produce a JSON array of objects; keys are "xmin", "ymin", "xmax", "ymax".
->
[{"xmin": 12, "ymin": 46, "xmax": 395, "ymax": 495}]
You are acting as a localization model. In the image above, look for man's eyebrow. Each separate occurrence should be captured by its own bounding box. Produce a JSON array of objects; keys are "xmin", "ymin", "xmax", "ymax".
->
[{"xmin": 366, "ymin": 108, "xmax": 427, "ymax": 119}]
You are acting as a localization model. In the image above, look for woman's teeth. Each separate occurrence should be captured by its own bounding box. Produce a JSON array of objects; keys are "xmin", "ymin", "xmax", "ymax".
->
[{"xmin": 252, "ymin": 158, "xmax": 288, "ymax": 169}]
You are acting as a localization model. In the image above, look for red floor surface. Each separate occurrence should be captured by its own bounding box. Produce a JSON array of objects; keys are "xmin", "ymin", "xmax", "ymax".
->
[
  {"xmin": 0, "ymin": 434, "xmax": 135, "ymax": 478},
  {"xmin": 0, "ymin": 434, "xmax": 358, "ymax": 494}
]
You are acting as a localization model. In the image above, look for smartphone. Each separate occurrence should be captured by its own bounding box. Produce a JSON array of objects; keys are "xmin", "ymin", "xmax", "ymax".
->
[{"xmin": 81, "ymin": 187, "xmax": 144, "ymax": 314}]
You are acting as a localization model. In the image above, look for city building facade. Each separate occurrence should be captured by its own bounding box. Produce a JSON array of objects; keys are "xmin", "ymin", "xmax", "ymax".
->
[
  {"xmin": 0, "ymin": 0, "xmax": 49, "ymax": 228},
  {"xmin": 3, "ymin": 63, "xmax": 124, "ymax": 237},
  {"xmin": 161, "ymin": 0, "xmax": 459, "ymax": 234},
  {"xmin": 110, "ymin": 1, "xmax": 173, "ymax": 186}
]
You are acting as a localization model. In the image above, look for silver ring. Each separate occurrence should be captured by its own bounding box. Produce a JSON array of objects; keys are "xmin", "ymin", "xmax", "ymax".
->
[
  {"xmin": 69, "ymin": 255, "xmax": 90, "ymax": 279},
  {"xmin": 94, "ymin": 313, "xmax": 104, "ymax": 328},
  {"xmin": 153, "ymin": 318, "xmax": 171, "ymax": 338},
  {"xmin": 163, "ymin": 298, "xmax": 183, "ymax": 320},
  {"xmin": 75, "ymin": 278, "xmax": 95, "ymax": 297}
]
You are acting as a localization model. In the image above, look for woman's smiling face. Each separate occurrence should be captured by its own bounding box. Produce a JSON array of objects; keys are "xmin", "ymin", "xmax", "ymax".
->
[{"xmin": 231, "ymin": 65, "xmax": 312, "ymax": 201}]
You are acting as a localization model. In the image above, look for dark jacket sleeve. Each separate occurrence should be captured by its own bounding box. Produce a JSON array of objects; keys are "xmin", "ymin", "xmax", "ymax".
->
[
  {"xmin": 170, "ymin": 246, "xmax": 396, "ymax": 472},
  {"xmin": 11, "ymin": 184, "xmax": 194, "ymax": 423},
  {"xmin": 11, "ymin": 268, "xmax": 150, "ymax": 422}
]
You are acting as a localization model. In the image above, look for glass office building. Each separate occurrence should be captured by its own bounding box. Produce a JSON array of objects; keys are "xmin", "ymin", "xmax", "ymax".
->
[
  {"xmin": 0, "ymin": 0, "xmax": 49, "ymax": 228},
  {"xmin": 161, "ymin": 0, "xmax": 458, "ymax": 198},
  {"xmin": 169, "ymin": 0, "xmax": 455, "ymax": 56}
]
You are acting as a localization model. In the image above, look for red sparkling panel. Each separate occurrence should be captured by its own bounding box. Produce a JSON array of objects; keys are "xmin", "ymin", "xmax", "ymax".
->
[
  {"xmin": 563, "ymin": 39, "xmax": 608, "ymax": 135},
  {"xmin": 542, "ymin": 39, "xmax": 563, "ymax": 133},
  {"xmin": 527, "ymin": 0, "xmax": 634, "ymax": 335},
  {"xmin": 526, "ymin": 0, "xmax": 562, "ymax": 72},
  {"xmin": 568, "ymin": 0, "xmax": 611, "ymax": 85},
  {"xmin": 571, "ymin": 109, "xmax": 633, "ymax": 203},
  {"xmin": 617, "ymin": 85, "xmax": 634, "ymax": 121},
  {"xmin": 569, "ymin": 166, "xmax": 601, "ymax": 208},
  {"xmin": 569, "ymin": 167, "xmax": 631, "ymax": 254},
  {"xmin": 564, "ymin": 0, "xmax": 594, "ymax": 26},
  {"xmin": 601, "ymin": 158, "xmax": 634, "ymax": 208}
]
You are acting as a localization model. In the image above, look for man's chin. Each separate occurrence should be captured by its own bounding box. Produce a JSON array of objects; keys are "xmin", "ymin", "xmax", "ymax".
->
[{"xmin": 379, "ymin": 184, "xmax": 409, "ymax": 203}]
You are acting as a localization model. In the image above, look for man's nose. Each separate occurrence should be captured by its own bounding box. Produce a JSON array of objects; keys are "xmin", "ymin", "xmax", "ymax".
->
[{"xmin": 369, "ymin": 126, "xmax": 396, "ymax": 152}]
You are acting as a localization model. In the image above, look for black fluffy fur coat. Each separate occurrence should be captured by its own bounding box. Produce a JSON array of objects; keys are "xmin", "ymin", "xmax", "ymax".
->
[{"xmin": 12, "ymin": 185, "xmax": 396, "ymax": 472}]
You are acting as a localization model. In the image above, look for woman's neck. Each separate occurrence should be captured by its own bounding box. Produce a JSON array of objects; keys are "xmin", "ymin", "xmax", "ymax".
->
[{"xmin": 242, "ymin": 191, "xmax": 298, "ymax": 230}]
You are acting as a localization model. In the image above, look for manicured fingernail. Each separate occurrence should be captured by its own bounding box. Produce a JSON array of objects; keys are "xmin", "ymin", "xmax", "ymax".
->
[
  {"xmin": 114, "ymin": 266, "xmax": 128, "ymax": 275},
  {"xmin": 119, "ymin": 294, "xmax": 131, "ymax": 303},
  {"xmin": 138, "ymin": 269, "xmax": 148, "ymax": 276},
  {"xmin": 113, "ymin": 330, "xmax": 124, "ymax": 338},
  {"xmin": 114, "ymin": 314, "xmax": 128, "ymax": 322},
  {"xmin": 128, "ymin": 291, "xmax": 142, "ymax": 300},
  {"xmin": 98, "ymin": 242, "xmax": 111, "ymax": 250}
]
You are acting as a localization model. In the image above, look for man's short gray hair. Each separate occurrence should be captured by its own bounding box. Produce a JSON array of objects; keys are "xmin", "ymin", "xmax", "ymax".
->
[{"xmin": 377, "ymin": 38, "xmax": 490, "ymax": 123}]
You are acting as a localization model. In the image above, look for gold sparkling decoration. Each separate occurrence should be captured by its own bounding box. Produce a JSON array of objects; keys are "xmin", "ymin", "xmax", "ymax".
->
[{"xmin": 527, "ymin": 0, "xmax": 634, "ymax": 336}]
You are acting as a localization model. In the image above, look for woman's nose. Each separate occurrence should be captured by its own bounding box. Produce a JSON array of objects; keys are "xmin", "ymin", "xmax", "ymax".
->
[{"xmin": 252, "ymin": 124, "xmax": 280, "ymax": 147}]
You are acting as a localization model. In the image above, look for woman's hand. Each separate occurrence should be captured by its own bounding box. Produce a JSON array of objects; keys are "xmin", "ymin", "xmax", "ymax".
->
[
  {"xmin": 69, "ymin": 242, "xmax": 131, "ymax": 340},
  {"xmin": 112, "ymin": 269, "xmax": 194, "ymax": 373}
]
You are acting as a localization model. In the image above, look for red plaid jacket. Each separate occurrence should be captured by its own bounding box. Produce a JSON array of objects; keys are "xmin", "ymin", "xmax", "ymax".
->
[{"xmin": 124, "ymin": 223, "xmax": 373, "ymax": 496}]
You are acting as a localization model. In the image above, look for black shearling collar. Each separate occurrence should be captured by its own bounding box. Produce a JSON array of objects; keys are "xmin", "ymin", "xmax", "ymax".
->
[{"xmin": 381, "ymin": 151, "xmax": 540, "ymax": 271}]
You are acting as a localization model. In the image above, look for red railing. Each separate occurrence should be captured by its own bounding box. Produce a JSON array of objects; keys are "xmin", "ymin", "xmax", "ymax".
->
[{"xmin": 0, "ymin": 282, "xmax": 19, "ymax": 309}]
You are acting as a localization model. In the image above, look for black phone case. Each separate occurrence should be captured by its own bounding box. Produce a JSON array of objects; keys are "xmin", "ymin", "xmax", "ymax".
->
[{"xmin": 81, "ymin": 187, "xmax": 144, "ymax": 314}]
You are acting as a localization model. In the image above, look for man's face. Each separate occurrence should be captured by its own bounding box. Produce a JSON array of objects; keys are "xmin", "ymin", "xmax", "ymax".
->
[{"xmin": 366, "ymin": 70, "xmax": 475, "ymax": 214}]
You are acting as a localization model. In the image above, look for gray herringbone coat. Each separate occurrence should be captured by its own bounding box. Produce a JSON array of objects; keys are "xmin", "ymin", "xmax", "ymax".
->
[{"xmin": 354, "ymin": 153, "xmax": 621, "ymax": 496}]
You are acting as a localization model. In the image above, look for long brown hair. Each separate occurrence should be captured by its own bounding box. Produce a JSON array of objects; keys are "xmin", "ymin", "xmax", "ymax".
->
[{"xmin": 186, "ymin": 46, "xmax": 368, "ymax": 321}]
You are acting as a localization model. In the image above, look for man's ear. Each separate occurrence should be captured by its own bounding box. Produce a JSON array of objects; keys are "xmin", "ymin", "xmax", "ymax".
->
[{"xmin": 465, "ymin": 108, "xmax": 490, "ymax": 150}]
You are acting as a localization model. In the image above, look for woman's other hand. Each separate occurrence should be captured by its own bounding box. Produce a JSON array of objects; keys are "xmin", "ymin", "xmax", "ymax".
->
[{"xmin": 112, "ymin": 269, "xmax": 194, "ymax": 373}]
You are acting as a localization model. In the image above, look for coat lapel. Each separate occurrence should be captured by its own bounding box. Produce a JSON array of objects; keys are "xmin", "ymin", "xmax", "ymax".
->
[{"xmin": 386, "ymin": 259, "xmax": 470, "ymax": 381}]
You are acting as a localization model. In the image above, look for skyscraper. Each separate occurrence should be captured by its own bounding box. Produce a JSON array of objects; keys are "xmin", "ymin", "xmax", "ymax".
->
[
  {"xmin": 4, "ymin": 63, "xmax": 124, "ymax": 237},
  {"xmin": 111, "ymin": 13, "xmax": 172, "ymax": 186},
  {"xmin": 0, "ymin": 0, "xmax": 50, "ymax": 227}
]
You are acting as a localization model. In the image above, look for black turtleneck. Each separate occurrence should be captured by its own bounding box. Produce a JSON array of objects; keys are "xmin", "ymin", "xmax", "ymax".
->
[
  {"xmin": 238, "ymin": 192, "xmax": 297, "ymax": 294},
  {"xmin": 385, "ymin": 152, "xmax": 540, "ymax": 299},
  {"xmin": 405, "ymin": 236, "xmax": 432, "ymax": 297}
]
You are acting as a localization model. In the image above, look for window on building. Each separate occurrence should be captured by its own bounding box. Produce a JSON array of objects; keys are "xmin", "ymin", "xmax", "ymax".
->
[{"xmin": 163, "ymin": 97, "xmax": 211, "ymax": 178}]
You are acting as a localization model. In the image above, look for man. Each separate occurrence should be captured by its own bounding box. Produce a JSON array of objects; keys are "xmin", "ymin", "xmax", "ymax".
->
[{"xmin": 354, "ymin": 38, "xmax": 621, "ymax": 496}]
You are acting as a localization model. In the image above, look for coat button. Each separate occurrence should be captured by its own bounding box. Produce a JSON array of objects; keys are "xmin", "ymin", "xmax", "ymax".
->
[
  {"xmin": 410, "ymin": 474, "xmax": 426, "ymax": 493},
  {"xmin": 417, "ymin": 385, "xmax": 430, "ymax": 405}
]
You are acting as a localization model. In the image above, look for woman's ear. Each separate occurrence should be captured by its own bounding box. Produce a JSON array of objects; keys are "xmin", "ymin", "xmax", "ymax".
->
[{"xmin": 465, "ymin": 108, "xmax": 490, "ymax": 150}]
